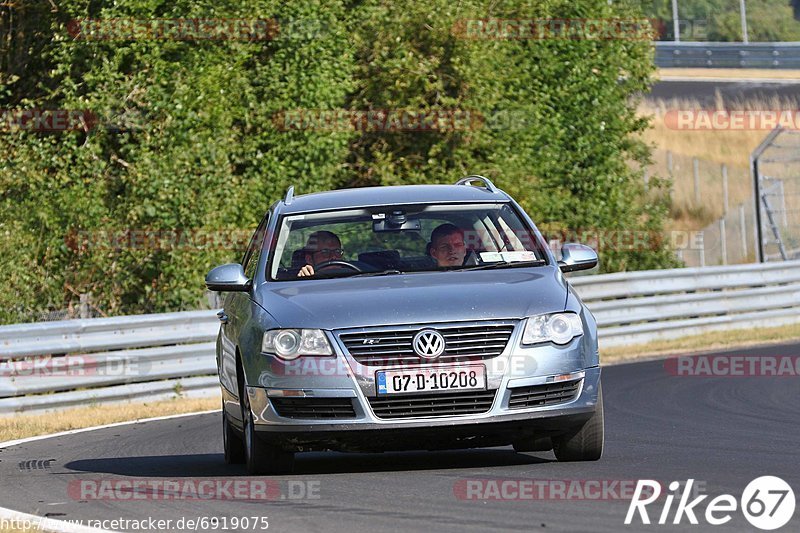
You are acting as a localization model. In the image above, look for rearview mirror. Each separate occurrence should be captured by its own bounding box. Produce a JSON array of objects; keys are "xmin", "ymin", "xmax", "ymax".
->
[
  {"xmin": 558, "ymin": 243, "xmax": 598, "ymax": 273},
  {"xmin": 372, "ymin": 210, "xmax": 421, "ymax": 232},
  {"xmin": 205, "ymin": 263, "xmax": 252, "ymax": 292}
]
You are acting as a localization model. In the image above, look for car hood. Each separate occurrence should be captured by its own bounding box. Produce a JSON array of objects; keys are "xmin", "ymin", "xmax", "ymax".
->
[{"xmin": 255, "ymin": 266, "xmax": 568, "ymax": 329}]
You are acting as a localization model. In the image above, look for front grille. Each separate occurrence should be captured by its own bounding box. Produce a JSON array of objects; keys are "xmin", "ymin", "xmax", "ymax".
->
[
  {"xmin": 270, "ymin": 397, "xmax": 356, "ymax": 419},
  {"xmin": 367, "ymin": 389, "xmax": 497, "ymax": 419},
  {"xmin": 507, "ymin": 379, "xmax": 582, "ymax": 409},
  {"xmin": 338, "ymin": 321, "xmax": 516, "ymax": 366}
]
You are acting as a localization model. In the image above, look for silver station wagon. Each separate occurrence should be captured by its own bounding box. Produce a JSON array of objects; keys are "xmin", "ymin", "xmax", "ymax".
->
[{"xmin": 207, "ymin": 176, "xmax": 603, "ymax": 474}]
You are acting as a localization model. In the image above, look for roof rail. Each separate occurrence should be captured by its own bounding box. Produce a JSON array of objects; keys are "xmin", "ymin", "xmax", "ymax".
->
[
  {"xmin": 454, "ymin": 175, "xmax": 499, "ymax": 193},
  {"xmin": 284, "ymin": 185, "xmax": 295, "ymax": 205}
]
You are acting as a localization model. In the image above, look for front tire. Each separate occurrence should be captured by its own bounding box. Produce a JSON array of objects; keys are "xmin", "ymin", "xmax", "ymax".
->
[
  {"xmin": 242, "ymin": 389, "xmax": 295, "ymax": 475},
  {"xmin": 223, "ymin": 401, "xmax": 245, "ymax": 465},
  {"xmin": 552, "ymin": 383, "xmax": 604, "ymax": 462}
]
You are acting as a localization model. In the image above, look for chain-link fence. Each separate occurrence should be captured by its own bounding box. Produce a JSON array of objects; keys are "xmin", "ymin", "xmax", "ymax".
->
[
  {"xmin": 646, "ymin": 128, "xmax": 800, "ymax": 268},
  {"xmin": 676, "ymin": 201, "xmax": 757, "ymax": 267},
  {"xmin": 648, "ymin": 148, "xmax": 755, "ymax": 267},
  {"xmin": 753, "ymin": 129, "xmax": 800, "ymax": 262}
]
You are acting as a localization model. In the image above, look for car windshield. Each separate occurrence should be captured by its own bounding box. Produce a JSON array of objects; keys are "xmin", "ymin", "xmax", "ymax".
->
[{"xmin": 267, "ymin": 203, "xmax": 547, "ymax": 281}]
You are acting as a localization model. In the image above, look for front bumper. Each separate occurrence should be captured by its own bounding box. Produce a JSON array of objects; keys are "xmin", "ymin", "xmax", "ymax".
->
[
  {"xmin": 241, "ymin": 365, "xmax": 600, "ymax": 451},
  {"xmin": 235, "ymin": 318, "xmax": 601, "ymax": 451}
]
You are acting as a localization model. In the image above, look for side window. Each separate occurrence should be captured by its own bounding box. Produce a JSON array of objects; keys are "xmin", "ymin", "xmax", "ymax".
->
[{"xmin": 242, "ymin": 214, "xmax": 269, "ymax": 280}]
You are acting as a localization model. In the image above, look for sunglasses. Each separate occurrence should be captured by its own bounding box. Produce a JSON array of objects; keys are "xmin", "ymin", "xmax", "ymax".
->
[{"xmin": 312, "ymin": 248, "xmax": 344, "ymax": 257}]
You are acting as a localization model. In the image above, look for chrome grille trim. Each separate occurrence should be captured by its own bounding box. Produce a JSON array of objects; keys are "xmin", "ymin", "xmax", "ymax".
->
[
  {"xmin": 336, "ymin": 320, "xmax": 518, "ymax": 366},
  {"xmin": 367, "ymin": 389, "xmax": 497, "ymax": 419}
]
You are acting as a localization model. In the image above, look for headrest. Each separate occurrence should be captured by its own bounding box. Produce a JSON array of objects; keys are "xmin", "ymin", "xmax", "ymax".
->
[{"xmin": 358, "ymin": 250, "xmax": 401, "ymax": 269}]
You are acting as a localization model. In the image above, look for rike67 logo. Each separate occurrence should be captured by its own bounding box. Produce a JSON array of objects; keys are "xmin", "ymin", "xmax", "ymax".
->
[{"xmin": 626, "ymin": 477, "xmax": 795, "ymax": 530}]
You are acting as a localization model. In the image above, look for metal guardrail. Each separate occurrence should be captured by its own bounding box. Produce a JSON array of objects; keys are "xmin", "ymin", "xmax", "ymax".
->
[
  {"xmin": 2, "ymin": 260, "xmax": 800, "ymax": 414},
  {"xmin": 655, "ymin": 42, "xmax": 800, "ymax": 69},
  {"xmin": 571, "ymin": 260, "xmax": 800, "ymax": 347},
  {"xmin": 0, "ymin": 311, "xmax": 219, "ymax": 414}
]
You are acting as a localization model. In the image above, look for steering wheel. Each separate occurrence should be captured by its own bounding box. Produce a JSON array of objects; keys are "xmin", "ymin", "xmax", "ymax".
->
[{"xmin": 314, "ymin": 260, "xmax": 363, "ymax": 273}]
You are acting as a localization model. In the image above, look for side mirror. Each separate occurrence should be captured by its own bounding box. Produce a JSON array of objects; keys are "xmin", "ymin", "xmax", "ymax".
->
[
  {"xmin": 206, "ymin": 263, "xmax": 252, "ymax": 292},
  {"xmin": 558, "ymin": 243, "xmax": 598, "ymax": 273}
]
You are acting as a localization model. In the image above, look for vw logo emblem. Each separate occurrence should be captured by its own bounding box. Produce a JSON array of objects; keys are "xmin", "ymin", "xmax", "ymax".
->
[{"xmin": 413, "ymin": 329, "xmax": 445, "ymax": 360}]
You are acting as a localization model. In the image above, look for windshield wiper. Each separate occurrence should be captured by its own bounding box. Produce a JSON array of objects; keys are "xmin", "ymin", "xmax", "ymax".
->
[
  {"xmin": 350, "ymin": 269, "xmax": 404, "ymax": 278},
  {"xmin": 457, "ymin": 259, "xmax": 547, "ymax": 271}
]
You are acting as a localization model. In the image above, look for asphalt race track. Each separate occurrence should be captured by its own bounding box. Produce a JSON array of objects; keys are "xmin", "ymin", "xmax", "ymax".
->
[
  {"xmin": 648, "ymin": 80, "xmax": 800, "ymax": 106},
  {"xmin": 2, "ymin": 342, "xmax": 799, "ymax": 532}
]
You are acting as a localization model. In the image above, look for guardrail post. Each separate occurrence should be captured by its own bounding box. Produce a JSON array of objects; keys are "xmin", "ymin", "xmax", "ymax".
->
[
  {"xmin": 740, "ymin": 204, "xmax": 747, "ymax": 259},
  {"xmin": 667, "ymin": 150, "xmax": 674, "ymax": 197},
  {"xmin": 671, "ymin": 0, "xmax": 680, "ymax": 43},
  {"xmin": 720, "ymin": 218, "xmax": 727, "ymax": 265},
  {"xmin": 750, "ymin": 127, "xmax": 784, "ymax": 263},
  {"xmin": 739, "ymin": 0, "xmax": 749, "ymax": 44},
  {"xmin": 778, "ymin": 180, "xmax": 788, "ymax": 228},
  {"xmin": 79, "ymin": 293, "xmax": 92, "ymax": 319},
  {"xmin": 722, "ymin": 164, "xmax": 729, "ymax": 215}
]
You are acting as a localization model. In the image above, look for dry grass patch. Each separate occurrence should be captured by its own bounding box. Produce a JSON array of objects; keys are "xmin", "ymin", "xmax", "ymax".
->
[
  {"xmin": 641, "ymin": 97, "xmax": 775, "ymax": 167},
  {"xmin": 637, "ymin": 96, "xmax": 799, "ymax": 230},
  {"xmin": 0, "ymin": 396, "xmax": 219, "ymax": 443},
  {"xmin": 657, "ymin": 68, "xmax": 800, "ymax": 81},
  {"xmin": 602, "ymin": 322, "xmax": 800, "ymax": 364}
]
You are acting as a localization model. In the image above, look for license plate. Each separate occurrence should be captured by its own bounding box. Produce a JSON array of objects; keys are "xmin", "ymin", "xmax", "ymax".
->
[{"xmin": 376, "ymin": 366, "xmax": 486, "ymax": 395}]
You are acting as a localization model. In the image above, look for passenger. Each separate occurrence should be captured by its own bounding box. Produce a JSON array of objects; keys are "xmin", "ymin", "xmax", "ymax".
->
[
  {"xmin": 298, "ymin": 230, "xmax": 343, "ymax": 277},
  {"xmin": 429, "ymin": 224, "xmax": 466, "ymax": 267}
]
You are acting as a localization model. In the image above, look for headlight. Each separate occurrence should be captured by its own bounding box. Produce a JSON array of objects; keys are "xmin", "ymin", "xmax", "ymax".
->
[
  {"xmin": 261, "ymin": 329, "xmax": 333, "ymax": 360},
  {"xmin": 521, "ymin": 313, "xmax": 583, "ymax": 346}
]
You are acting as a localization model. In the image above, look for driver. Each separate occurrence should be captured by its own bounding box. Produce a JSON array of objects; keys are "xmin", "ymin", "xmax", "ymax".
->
[
  {"xmin": 429, "ymin": 223, "xmax": 466, "ymax": 267},
  {"xmin": 298, "ymin": 230, "xmax": 343, "ymax": 277}
]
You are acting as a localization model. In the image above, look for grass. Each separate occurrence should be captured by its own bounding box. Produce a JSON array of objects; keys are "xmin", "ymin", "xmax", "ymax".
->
[
  {"xmin": 638, "ymin": 96, "xmax": 800, "ymax": 231},
  {"xmin": 0, "ymin": 396, "xmax": 219, "ymax": 443},
  {"xmin": 602, "ymin": 322, "xmax": 800, "ymax": 364}
]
